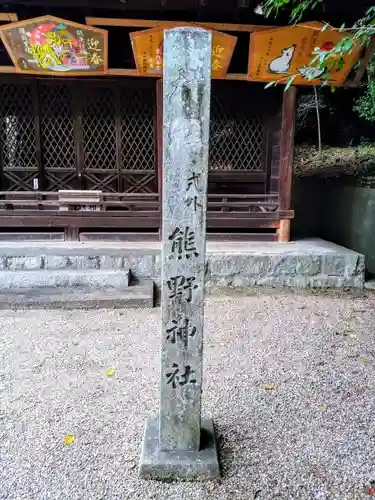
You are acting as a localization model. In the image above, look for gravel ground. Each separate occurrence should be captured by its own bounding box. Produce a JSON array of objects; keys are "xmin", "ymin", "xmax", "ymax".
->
[{"xmin": 1, "ymin": 290, "xmax": 375, "ymax": 500}]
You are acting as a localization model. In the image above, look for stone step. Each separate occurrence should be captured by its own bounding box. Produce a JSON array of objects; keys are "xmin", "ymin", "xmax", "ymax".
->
[
  {"xmin": 0, "ymin": 269, "xmax": 130, "ymax": 290},
  {"xmin": 364, "ymin": 280, "xmax": 375, "ymax": 291},
  {"xmin": 0, "ymin": 282, "xmax": 154, "ymax": 310}
]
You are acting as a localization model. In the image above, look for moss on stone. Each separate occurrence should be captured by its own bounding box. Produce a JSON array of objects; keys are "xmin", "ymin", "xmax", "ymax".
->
[{"xmin": 294, "ymin": 145, "xmax": 375, "ymax": 179}]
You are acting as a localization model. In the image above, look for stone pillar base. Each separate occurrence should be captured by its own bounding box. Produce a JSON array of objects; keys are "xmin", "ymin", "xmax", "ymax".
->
[{"xmin": 139, "ymin": 416, "xmax": 220, "ymax": 481}]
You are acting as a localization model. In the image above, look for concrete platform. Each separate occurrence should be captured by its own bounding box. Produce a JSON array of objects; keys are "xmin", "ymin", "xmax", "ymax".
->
[
  {"xmin": 0, "ymin": 269, "xmax": 130, "ymax": 289},
  {"xmin": 0, "ymin": 238, "xmax": 365, "ymax": 290},
  {"xmin": 0, "ymin": 282, "xmax": 154, "ymax": 310},
  {"xmin": 139, "ymin": 416, "xmax": 220, "ymax": 481}
]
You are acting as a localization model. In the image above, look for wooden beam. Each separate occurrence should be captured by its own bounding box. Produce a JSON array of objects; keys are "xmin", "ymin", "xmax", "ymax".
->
[
  {"xmin": 107, "ymin": 68, "xmax": 156, "ymax": 78},
  {"xmin": 0, "ymin": 65, "xmax": 248, "ymax": 80},
  {"xmin": 0, "ymin": 213, "xmax": 161, "ymax": 228},
  {"xmin": 109, "ymin": 69, "xmax": 248, "ymax": 80},
  {"xmin": 278, "ymin": 86, "xmax": 297, "ymax": 243},
  {"xmin": 85, "ymin": 16, "xmax": 273, "ymax": 32},
  {"xmin": 0, "ymin": 13, "xmax": 18, "ymax": 22},
  {"xmin": 104, "ymin": 69, "xmax": 249, "ymax": 80},
  {"xmin": 349, "ymin": 40, "xmax": 375, "ymax": 88},
  {"xmin": 0, "ymin": 66, "xmax": 16, "ymax": 73},
  {"xmin": 216, "ymin": 73, "xmax": 247, "ymax": 80},
  {"xmin": 279, "ymin": 86, "xmax": 297, "ymax": 212}
]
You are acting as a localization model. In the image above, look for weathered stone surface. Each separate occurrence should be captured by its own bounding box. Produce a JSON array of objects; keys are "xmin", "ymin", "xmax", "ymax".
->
[
  {"xmin": 257, "ymin": 275, "xmax": 312, "ymax": 289},
  {"xmin": 344, "ymin": 255, "xmax": 359, "ymax": 277},
  {"xmin": 295, "ymin": 256, "xmax": 321, "ymax": 276},
  {"xmin": 98, "ymin": 256, "xmax": 124, "ymax": 269},
  {"xmin": 0, "ymin": 240, "xmax": 365, "ymax": 291},
  {"xmin": 358, "ymin": 255, "xmax": 365, "ymax": 274},
  {"xmin": 123, "ymin": 255, "xmax": 154, "ymax": 278},
  {"xmin": 271, "ymin": 256, "xmax": 298, "ymax": 276},
  {"xmin": 247, "ymin": 256, "xmax": 273, "ymax": 276},
  {"xmin": 77, "ymin": 256, "xmax": 101, "ymax": 269},
  {"xmin": 345, "ymin": 254, "xmax": 365, "ymax": 278},
  {"xmin": 344, "ymin": 276, "xmax": 365, "ymax": 290},
  {"xmin": 0, "ymin": 269, "xmax": 130, "ymax": 290},
  {"xmin": 322, "ymin": 255, "xmax": 346, "ymax": 276},
  {"xmin": 7, "ymin": 256, "xmax": 42, "ymax": 271},
  {"xmin": 309, "ymin": 275, "xmax": 347, "ymax": 289},
  {"xmin": 140, "ymin": 26, "xmax": 219, "ymax": 481},
  {"xmin": 0, "ymin": 281, "xmax": 152, "ymax": 309},
  {"xmin": 139, "ymin": 416, "xmax": 220, "ymax": 480},
  {"xmin": 159, "ymin": 26, "xmax": 212, "ymax": 452},
  {"xmin": 365, "ymin": 279, "xmax": 375, "ymax": 290},
  {"xmin": 153, "ymin": 254, "xmax": 162, "ymax": 276},
  {"xmin": 45, "ymin": 255, "xmax": 79, "ymax": 270},
  {"xmin": 49, "ymin": 255, "xmax": 101, "ymax": 270},
  {"xmin": 208, "ymin": 255, "xmax": 272, "ymax": 277},
  {"xmin": 208, "ymin": 255, "xmax": 254, "ymax": 277}
]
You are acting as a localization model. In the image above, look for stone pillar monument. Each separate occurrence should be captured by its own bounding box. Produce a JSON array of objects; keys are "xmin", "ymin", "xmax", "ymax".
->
[{"xmin": 139, "ymin": 26, "xmax": 220, "ymax": 480}]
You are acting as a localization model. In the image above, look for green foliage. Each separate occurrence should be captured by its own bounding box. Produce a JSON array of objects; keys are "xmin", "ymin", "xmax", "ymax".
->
[
  {"xmin": 260, "ymin": 1, "xmax": 375, "ymax": 122},
  {"xmin": 262, "ymin": 0, "xmax": 323, "ymax": 22},
  {"xmin": 355, "ymin": 80, "xmax": 375, "ymax": 122},
  {"xmin": 261, "ymin": 2, "xmax": 375, "ymax": 82},
  {"xmin": 354, "ymin": 56, "xmax": 375, "ymax": 123}
]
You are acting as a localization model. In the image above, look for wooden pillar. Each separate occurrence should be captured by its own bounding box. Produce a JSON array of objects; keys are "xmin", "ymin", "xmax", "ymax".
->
[
  {"xmin": 32, "ymin": 82, "xmax": 44, "ymax": 191},
  {"xmin": 278, "ymin": 86, "xmax": 296, "ymax": 243},
  {"xmin": 114, "ymin": 86, "xmax": 122, "ymax": 192},
  {"xmin": 72, "ymin": 86, "xmax": 84, "ymax": 190}
]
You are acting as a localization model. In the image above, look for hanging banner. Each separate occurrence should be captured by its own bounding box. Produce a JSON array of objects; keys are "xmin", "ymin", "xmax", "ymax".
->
[
  {"xmin": 130, "ymin": 24, "xmax": 237, "ymax": 78},
  {"xmin": 247, "ymin": 22, "xmax": 361, "ymax": 86},
  {"xmin": 0, "ymin": 15, "xmax": 108, "ymax": 75}
]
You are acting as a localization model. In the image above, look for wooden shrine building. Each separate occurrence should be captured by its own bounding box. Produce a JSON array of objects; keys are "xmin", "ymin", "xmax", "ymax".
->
[{"xmin": 0, "ymin": 0, "xmax": 370, "ymax": 242}]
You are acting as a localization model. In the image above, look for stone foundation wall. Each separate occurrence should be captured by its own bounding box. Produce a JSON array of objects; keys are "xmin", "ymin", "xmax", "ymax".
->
[
  {"xmin": 293, "ymin": 181, "xmax": 375, "ymax": 277},
  {"xmin": 205, "ymin": 253, "xmax": 364, "ymax": 289},
  {"xmin": 0, "ymin": 245, "xmax": 364, "ymax": 290}
]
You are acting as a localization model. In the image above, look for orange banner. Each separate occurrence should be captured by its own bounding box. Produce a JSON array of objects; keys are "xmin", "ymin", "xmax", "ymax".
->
[
  {"xmin": 130, "ymin": 25, "xmax": 237, "ymax": 78},
  {"xmin": 0, "ymin": 15, "xmax": 108, "ymax": 76},
  {"xmin": 247, "ymin": 22, "xmax": 361, "ymax": 86}
]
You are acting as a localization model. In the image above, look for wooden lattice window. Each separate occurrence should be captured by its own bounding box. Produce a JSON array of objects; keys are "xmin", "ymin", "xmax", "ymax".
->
[
  {"xmin": 40, "ymin": 84, "xmax": 76, "ymax": 170},
  {"xmin": 119, "ymin": 84, "xmax": 156, "ymax": 193},
  {"xmin": 120, "ymin": 85, "xmax": 155, "ymax": 171},
  {"xmin": 209, "ymin": 86, "xmax": 265, "ymax": 172},
  {"xmin": 81, "ymin": 85, "xmax": 118, "ymax": 192},
  {"xmin": 0, "ymin": 82, "xmax": 38, "ymax": 190},
  {"xmin": 0, "ymin": 79, "xmax": 157, "ymax": 193},
  {"xmin": 40, "ymin": 82, "xmax": 78, "ymax": 191}
]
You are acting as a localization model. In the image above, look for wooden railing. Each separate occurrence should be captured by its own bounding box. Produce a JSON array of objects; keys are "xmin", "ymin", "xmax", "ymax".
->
[{"xmin": 0, "ymin": 191, "xmax": 294, "ymax": 240}]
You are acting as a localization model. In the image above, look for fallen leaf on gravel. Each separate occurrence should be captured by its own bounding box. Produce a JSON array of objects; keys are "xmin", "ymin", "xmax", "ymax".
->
[
  {"xmin": 318, "ymin": 403, "xmax": 329, "ymax": 410},
  {"xmin": 360, "ymin": 359, "xmax": 370, "ymax": 365},
  {"xmin": 106, "ymin": 368, "xmax": 116, "ymax": 377},
  {"xmin": 63, "ymin": 434, "xmax": 75, "ymax": 445},
  {"xmin": 343, "ymin": 329, "xmax": 357, "ymax": 338},
  {"xmin": 367, "ymin": 486, "xmax": 375, "ymax": 496},
  {"xmin": 263, "ymin": 384, "xmax": 275, "ymax": 390}
]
